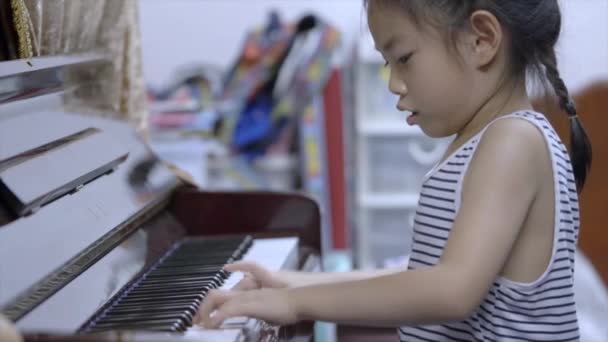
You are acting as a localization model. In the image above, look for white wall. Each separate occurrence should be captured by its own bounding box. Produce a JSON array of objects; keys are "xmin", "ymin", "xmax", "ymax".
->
[
  {"xmin": 139, "ymin": 0, "xmax": 608, "ymax": 93},
  {"xmin": 557, "ymin": 0, "xmax": 608, "ymax": 92},
  {"xmin": 138, "ymin": 0, "xmax": 364, "ymax": 88}
]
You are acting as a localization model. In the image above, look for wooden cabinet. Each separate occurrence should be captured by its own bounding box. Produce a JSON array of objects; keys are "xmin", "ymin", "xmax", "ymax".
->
[{"xmin": 535, "ymin": 81, "xmax": 608, "ymax": 285}]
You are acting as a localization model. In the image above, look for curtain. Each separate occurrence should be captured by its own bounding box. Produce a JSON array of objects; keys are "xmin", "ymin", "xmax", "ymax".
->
[{"xmin": 5, "ymin": 0, "xmax": 147, "ymax": 134}]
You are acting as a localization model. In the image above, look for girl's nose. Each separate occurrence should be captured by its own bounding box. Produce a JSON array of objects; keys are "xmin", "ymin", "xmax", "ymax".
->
[{"xmin": 388, "ymin": 69, "xmax": 407, "ymax": 96}]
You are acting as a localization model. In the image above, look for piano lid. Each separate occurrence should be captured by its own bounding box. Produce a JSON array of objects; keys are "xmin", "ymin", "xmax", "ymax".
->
[
  {"xmin": 0, "ymin": 56, "xmax": 182, "ymax": 320},
  {"xmin": 0, "ymin": 118, "xmax": 129, "ymax": 217},
  {"xmin": 0, "ymin": 54, "xmax": 107, "ymax": 105}
]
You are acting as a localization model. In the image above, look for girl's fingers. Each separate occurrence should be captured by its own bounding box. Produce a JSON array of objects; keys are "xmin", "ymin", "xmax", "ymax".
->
[
  {"xmin": 195, "ymin": 289, "xmax": 235, "ymax": 326},
  {"xmin": 232, "ymin": 273, "xmax": 259, "ymax": 291}
]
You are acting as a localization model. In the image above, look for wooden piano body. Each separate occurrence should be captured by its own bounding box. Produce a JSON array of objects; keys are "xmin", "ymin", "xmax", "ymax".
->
[{"xmin": 0, "ymin": 56, "xmax": 321, "ymax": 341}]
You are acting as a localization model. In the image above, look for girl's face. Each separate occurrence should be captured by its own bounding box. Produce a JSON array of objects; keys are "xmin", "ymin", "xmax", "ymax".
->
[{"xmin": 367, "ymin": 2, "xmax": 486, "ymax": 138}]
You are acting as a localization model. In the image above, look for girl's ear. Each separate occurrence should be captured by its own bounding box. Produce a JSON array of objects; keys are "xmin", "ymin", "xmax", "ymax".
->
[{"xmin": 465, "ymin": 10, "xmax": 503, "ymax": 69}]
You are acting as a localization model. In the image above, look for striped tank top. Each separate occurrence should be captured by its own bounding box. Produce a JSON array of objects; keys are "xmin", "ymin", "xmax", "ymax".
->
[{"xmin": 400, "ymin": 111, "xmax": 580, "ymax": 341}]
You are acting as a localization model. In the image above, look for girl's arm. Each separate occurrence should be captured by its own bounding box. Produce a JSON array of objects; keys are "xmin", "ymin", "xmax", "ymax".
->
[
  {"xmin": 198, "ymin": 119, "xmax": 547, "ymax": 328},
  {"xmin": 276, "ymin": 266, "xmax": 409, "ymax": 287},
  {"xmin": 291, "ymin": 119, "xmax": 545, "ymax": 326},
  {"xmin": 223, "ymin": 260, "xmax": 409, "ymax": 290}
]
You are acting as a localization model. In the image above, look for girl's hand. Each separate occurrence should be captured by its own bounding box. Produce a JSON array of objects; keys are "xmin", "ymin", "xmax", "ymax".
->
[
  {"xmin": 226, "ymin": 261, "xmax": 289, "ymax": 291},
  {"xmin": 0, "ymin": 314, "xmax": 22, "ymax": 342},
  {"xmin": 194, "ymin": 288, "xmax": 298, "ymax": 329}
]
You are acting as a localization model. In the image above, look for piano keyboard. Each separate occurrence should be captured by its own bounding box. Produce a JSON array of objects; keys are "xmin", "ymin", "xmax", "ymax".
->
[
  {"xmin": 82, "ymin": 236, "xmax": 299, "ymax": 340},
  {"xmin": 184, "ymin": 237, "xmax": 299, "ymax": 341}
]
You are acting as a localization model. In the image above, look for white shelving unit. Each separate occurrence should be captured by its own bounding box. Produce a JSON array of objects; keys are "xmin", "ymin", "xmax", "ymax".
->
[{"xmin": 354, "ymin": 30, "xmax": 450, "ymax": 269}]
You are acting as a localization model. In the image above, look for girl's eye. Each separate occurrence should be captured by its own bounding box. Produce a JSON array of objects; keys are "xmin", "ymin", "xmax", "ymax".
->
[{"xmin": 398, "ymin": 53, "xmax": 413, "ymax": 65}]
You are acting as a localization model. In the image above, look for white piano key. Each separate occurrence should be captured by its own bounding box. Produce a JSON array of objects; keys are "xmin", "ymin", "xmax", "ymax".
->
[
  {"xmin": 183, "ymin": 325, "xmax": 244, "ymax": 342},
  {"xmin": 220, "ymin": 237, "xmax": 299, "ymax": 291}
]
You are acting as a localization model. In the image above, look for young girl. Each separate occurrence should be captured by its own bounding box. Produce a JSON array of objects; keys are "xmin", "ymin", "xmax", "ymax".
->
[{"xmin": 196, "ymin": 1, "xmax": 592, "ymax": 340}]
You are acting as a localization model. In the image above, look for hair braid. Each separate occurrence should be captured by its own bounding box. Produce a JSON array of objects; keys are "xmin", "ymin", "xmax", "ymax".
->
[{"xmin": 540, "ymin": 50, "xmax": 592, "ymax": 191}]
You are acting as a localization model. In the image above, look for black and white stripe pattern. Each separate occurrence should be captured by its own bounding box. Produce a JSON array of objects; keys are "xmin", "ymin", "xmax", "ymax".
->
[{"xmin": 400, "ymin": 112, "xmax": 580, "ymax": 341}]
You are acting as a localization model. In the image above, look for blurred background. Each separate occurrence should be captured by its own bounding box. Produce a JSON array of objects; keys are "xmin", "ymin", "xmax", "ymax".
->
[{"xmin": 0, "ymin": 0, "xmax": 606, "ymax": 340}]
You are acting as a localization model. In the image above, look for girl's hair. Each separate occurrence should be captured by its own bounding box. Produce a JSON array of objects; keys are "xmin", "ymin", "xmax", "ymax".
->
[{"xmin": 365, "ymin": 0, "xmax": 592, "ymax": 191}]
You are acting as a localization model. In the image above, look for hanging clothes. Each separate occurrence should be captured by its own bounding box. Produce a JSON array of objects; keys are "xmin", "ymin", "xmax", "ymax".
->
[{"xmin": 218, "ymin": 12, "xmax": 341, "ymax": 161}]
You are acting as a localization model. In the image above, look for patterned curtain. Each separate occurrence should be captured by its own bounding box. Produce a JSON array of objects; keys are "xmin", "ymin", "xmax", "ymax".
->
[{"xmin": 4, "ymin": 0, "xmax": 147, "ymax": 134}]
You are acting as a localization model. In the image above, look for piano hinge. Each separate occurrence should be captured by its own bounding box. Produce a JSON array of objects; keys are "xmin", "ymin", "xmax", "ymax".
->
[{"xmin": 0, "ymin": 191, "xmax": 173, "ymax": 322}]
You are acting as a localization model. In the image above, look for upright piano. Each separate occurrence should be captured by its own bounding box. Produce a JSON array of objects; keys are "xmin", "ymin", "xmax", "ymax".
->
[{"xmin": 0, "ymin": 56, "xmax": 322, "ymax": 341}]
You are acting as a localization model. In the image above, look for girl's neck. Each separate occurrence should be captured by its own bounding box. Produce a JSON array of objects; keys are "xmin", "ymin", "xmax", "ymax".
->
[{"xmin": 447, "ymin": 77, "xmax": 533, "ymax": 155}]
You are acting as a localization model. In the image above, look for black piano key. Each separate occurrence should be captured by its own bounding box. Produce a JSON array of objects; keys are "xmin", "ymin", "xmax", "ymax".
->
[
  {"xmin": 93, "ymin": 317, "xmax": 189, "ymax": 329},
  {"xmin": 162, "ymin": 253, "xmax": 235, "ymax": 267},
  {"xmin": 128, "ymin": 282, "xmax": 213, "ymax": 293},
  {"xmin": 156, "ymin": 262, "xmax": 227, "ymax": 269},
  {"xmin": 106, "ymin": 303, "xmax": 199, "ymax": 316},
  {"xmin": 165, "ymin": 249, "xmax": 238, "ymax": 256},
  {"xmin": 109, "ymin": 302, "xmax": 202, "ymax": 316},
  {"xmin": 126, "ymin": 286, "xmax": 210, "ymax": 298},
  {"xmin": 117, "ymin": 292, "xmax": 206, "ymax": 303},
  {"xmin": 172, "ymin": 245, "xmax": 241, "ymax": 255},
  {"xmin": 108, "ymin": 299, "xmax": 200, "ymax": 310},
  {"xmin": 137, "ymin": 276, "xmax": 218, "ymax": 285},
  {"xmin": 142, "ymin": 272, "xmax": 223, "ymax": 280},
  {"xmin": 96, "ymin": 312, "xmax": 193, "ymax": 325},
  {"xmin": 87, "ymin": 326, "xmax": 178, "ymax": 334},
  {"xmin": 181, "ymin": 237, "xmax": 250, "ymax": 249},
  {"xmin": 143, "ymin": 272, "xmax": 223, "ymax": 280},
  {"xmin": 110, "ymin": 299, "xmax": 201, "ymax": 311},
  {"xmin": 154, "ymin": 264, "xmax": 225, "ymax": 272},
  {"xmin": 128, "ymin": 284, "xmax": 217, "ymax": 296},
  {"xmin": 179, "ymin": 239, "xmax": 240, "ymax": 248},
  {"xmin": 169, "ymin": 249, "xmax": 238, "ymax": 257},
  {"xmin": 123, "ymin": 291, "xmax": 205, "ymax": 301},
  {"xmin": 92, "ymin": 315, "xmax": 187, "ymax": 326},
  {"xmin": 178, "ymin": 245, "xmax": 242, "ymax": 252},
  {"xmin": 173, "ymin": 244, "xmax": 248, "ymax": 255},
  {"xmin": 149, "ymin": 265, "xmax": 226, "ymax": 273},
  {"xmin": 160, "ymin": 239, "xmax": 251, "ymax": 261},
  {"xmin": 132, "ymin": 280, "xmax": 216, "ymax": 291},
  {"xmin": 163, "ymin": 267, "xmax": 225, "ymax": 275},
  {"xmin": 120, "ymin": 292, "xmax": 207, "ymax": 302},
  {"xmin": 103, "ymin": 311, "xmax": 195, "ymax": 322},
  {"xmin": 171, "ymin": 245, "xmax": 242, "ymax": 253},
  {"xmin": 153, "ymin": 262, "xmax": 225, "ymax": 268},
  {"xmin": 138, "ymin": 275, "xmax": 224, "ymax": 285},
  {"xmin": 88, "ymin": 319, "xmax": 185, "ymax": 332},
  {"xmin": 144, "ymin": 270, "xmax": 227, "ymax": 279},
  {"xmin": 134, "ymin": 281, "xmax": 219, "ymax": 292},
  {"xmin": 133, "ymin": 281, "xmax": 218, "ymax": 292},
  {"xmin": 159, "ymin": 258, "xmax": 233, "ymax": 267},
  {"xmin": 116, "ymin": 297, "xmax": 204, "ymax": 308},
  {"xmin": 157, "ymin": 263, "xmax": 227, "ymax": 271},
  {"xmin": 157, "ymin": 258, "xmax": 232, "ymax": 266}
]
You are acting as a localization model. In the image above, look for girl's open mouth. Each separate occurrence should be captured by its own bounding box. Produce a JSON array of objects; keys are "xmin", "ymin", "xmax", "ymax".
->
[{"xmin": 406, "ymin": 111, "xmax": 419, "ymax": 126}]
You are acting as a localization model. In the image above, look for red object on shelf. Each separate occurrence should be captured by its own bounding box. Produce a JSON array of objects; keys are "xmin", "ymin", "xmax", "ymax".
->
[{"xmin": 323, "ymin": 69, "xmax": 348, "ymax": 250}]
